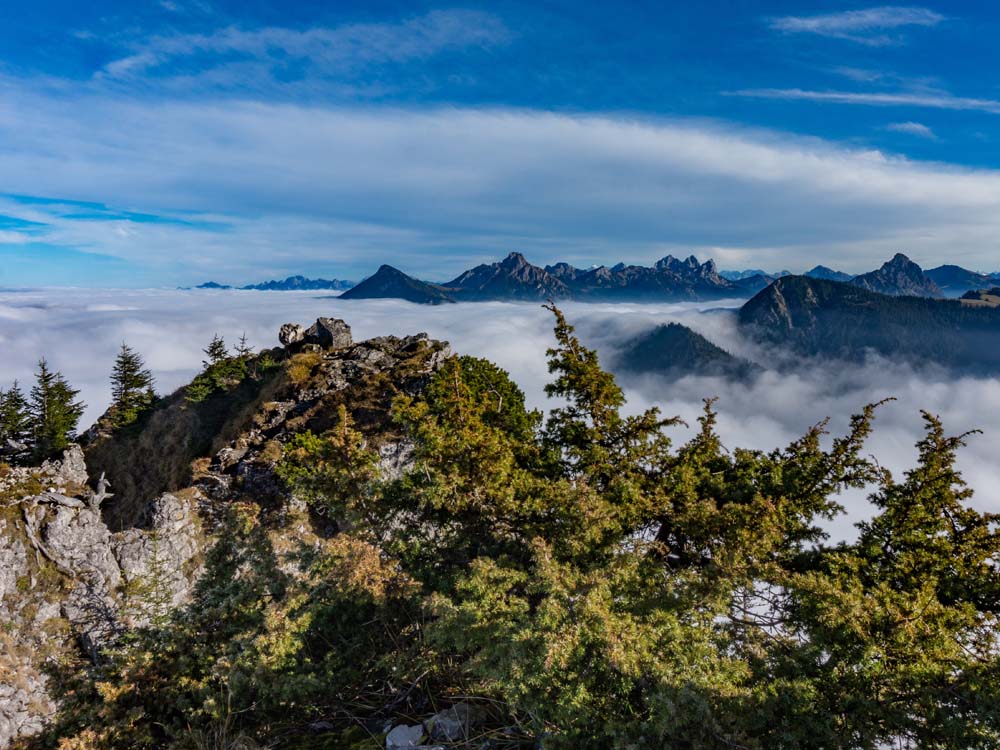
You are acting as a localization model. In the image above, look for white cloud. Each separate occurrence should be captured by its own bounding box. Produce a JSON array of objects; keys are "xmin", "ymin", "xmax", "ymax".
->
[
  {"xmin": 0, "ymin": 290, "xmax": 997, "ymax": 544},
  {"xmin": 99, "ymin": 10, "xmax": 509, "ymax": 85},
  {"xmin": 886, "ymin": 121, "xmax": 937, "ymax": 139},
  {"xmin": 769, "ymin": 6, "xmax": 946, "ymax": 45},
  {"xmin": 5, "ymin": 87, "xmax": 1000, "ymax": 279},
  {"xmin": 731, "ymin": 87, "xmax": 1000, "ymax": 115}
]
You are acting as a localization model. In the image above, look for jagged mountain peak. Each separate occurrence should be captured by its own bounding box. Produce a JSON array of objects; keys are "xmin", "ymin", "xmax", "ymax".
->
[
  {"xmin": 851, "ymin": 253, "xmax": 942, "ymax": 297},
  {"xmin": 445, "ymin": 252, "xmax": 570, "ymax": 301},
  {"xmin": 500, "ymin": 251, "xmax": 529, "ymax": 267}
]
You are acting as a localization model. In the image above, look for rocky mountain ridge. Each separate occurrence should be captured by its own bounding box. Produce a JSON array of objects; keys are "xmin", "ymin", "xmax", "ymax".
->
[
  {"xmin": 737, "ymin": 275, "xmax": 1000, "ymax": 373},
  {"xmin": 1, "ymin": 316, "xmax": 453, "ymax": 747},
  {"xmin": 194, "ymin": 252, "xmax": 1000, "ymax": 304}
]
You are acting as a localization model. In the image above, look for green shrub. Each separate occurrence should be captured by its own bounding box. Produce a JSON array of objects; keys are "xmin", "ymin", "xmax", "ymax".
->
[{"xmin": 32, "ymin": 308, "xmax": 1000, "ymax": 750}]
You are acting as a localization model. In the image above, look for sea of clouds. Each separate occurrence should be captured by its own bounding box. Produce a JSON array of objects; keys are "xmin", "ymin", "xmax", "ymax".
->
[{"xmin": 1, "ymin": 288, "xmax": 996, "ymax": 541}]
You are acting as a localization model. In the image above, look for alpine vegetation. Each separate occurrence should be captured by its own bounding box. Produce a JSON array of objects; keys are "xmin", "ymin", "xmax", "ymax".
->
[{"xmin": 4, "ymin": 310, "xmax": 996, "ymax": 750}]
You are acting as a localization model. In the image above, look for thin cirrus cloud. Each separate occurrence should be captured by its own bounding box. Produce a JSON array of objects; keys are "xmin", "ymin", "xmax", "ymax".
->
[
  {"xmin": 768, "ymin": 6, "xmax": 946, "ymax": 45},
  {"xmin": 99, "ymin": 9, "xmax": 510, "ymax": 85},
  {"xmin": 730, "ymin": 88, "xmax": 1000, "ymax": 115},
  {"xmin": 886, "ymin": 121, "xmax": 937, "ymax": 139}
]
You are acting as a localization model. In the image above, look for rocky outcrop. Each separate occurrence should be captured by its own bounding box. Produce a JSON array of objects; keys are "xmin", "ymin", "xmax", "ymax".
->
[
  {"xmin": 384, "ymin": 702, "xmax": 484, "ymax": 749},
  {"xmin": 279, "ymin": 322, "xmax": 306, "ymax": 346},
  {"xmin": 3, "ymin": 317, "xmax": 452, "ymax": 745},
  {"xmin": 304, "ymin": 317, "xmax": 352, "ymax": 349},
  {"xmin": 0, "ymin": 450, "xmax": 203, "ymax": 747},
  {"xmin": 197, "ymin": 327, "xmax": 450, "ymax": 510}
]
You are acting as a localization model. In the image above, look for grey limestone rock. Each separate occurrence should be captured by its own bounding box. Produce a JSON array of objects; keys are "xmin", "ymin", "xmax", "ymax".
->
[
  {"xmin": 427, "ymin": 702, "xmax": 482, "ymax": 742},
  {"xmin": 385, "ymin": 723, "xmax": 425, "ymax": 749},
  {"xmin": 39, "ymin": 444, "xmax": 89, "ymax": 487},
  {"xmin": 279, "ymin": 322, "xmax": 306, "ymax": 347},
  {"xmin": 305, "ymin": 317, "xmax": 352, "ymax": 349}
]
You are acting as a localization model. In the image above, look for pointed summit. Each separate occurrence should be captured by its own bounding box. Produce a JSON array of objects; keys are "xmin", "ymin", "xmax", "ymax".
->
[
  {"xmin": 851, "ymin": 253, "xmax": 942, "ymax": 297},
  {"xmin": 340, "ymin": 265, "xmax": 454, "ymax": 304},
  {"xmin": 445, "ymin": 252, "xmax": 570, "ymax": 300},
  {"xmin": 500, "ymin": 251, "xmax": 529, "ymax": 268}
]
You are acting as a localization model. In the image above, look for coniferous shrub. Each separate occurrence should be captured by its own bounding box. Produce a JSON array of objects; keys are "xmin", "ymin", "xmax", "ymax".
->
[
  {"xmin": 33, "ymin": 309, "xmax": 1000, "ymax": 750},
  {"xmin": 29, "ymin": 358, "xmax": 85, "ymax": 459},
  {"xmin": 109, "ymin": 343, "xmax": 157, "ymax": 428}
]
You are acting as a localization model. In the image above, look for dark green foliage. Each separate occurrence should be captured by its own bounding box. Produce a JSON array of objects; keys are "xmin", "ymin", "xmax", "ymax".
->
[
  {"xmin": 33, "ymin": 309, "xmax": 1000, "ymax": 750},
  {"xmin": 109, "ymin": 343, "xmax": 156, "ymax": 428},
  {"xmin": 0, "ymin": 380, "xmax": 31, "ymax": 444},
  {"xmin": 423, "ymin": 355, "xmax": 541, "ymax": 442},
  {"xmin": 29, "ymin": 358, "xmax": 85, "ymax": 459},
  {"xmin": 186, "ymin": 335, "xmax": 249, "ymax": 403},
  {"xmin": 234, "ymin": 332, "xmax": 254, "ymax": 359},
  {"xmin": 203, "ymin": 334, "xmax": 228, "ymax": 366}
]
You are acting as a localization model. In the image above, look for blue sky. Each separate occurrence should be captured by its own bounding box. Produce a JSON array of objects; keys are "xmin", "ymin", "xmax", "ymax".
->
[{"xmin": 2, "ymin": 1, "xmax": 1000, "ymax": 286}]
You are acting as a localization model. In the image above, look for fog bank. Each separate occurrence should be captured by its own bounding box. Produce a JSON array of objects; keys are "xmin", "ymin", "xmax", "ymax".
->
[{"xmin": 1, "ymin": 288, "xmax": 995, "ymax": 541}]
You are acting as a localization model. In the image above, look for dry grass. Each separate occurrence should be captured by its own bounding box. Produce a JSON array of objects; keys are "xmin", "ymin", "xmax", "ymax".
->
[{"xmin": 286, "ymin": 351, "xmax": 322, "ymax": 387}]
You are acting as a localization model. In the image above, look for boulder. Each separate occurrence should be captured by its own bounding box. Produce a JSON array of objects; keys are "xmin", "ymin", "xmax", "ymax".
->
[
  {"xmin": 279, "ymin": 323, "xmax": 306, "ymax": 347},
  {"xmin": 427, "ymin": 702, "xmax": 481, "ymax": 742},
  {"xmin": 385, "ymin": 723, "xmax": 424, "ymax": 749},
  {"xmin": 39, "ymin": 445, "xmax": 89, "ymax": 487},
  {"xmin": 305, "ymin": 317, "xmax": 352, "ymax": 349}
]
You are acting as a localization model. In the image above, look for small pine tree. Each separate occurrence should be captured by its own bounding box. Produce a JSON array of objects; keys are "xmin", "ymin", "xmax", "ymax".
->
[
  {"xmin": 127, "ymin": 531, "xmax": 174, "ymax": 630},
  {"xmin": 234, "ymin": 332, "xmax": 254, "ymax": 360},
  {"xmin": 0, "ymin": 380, "xmax": 31, "ymax": 446},
  {"xmin": 203, "ymin": 334, "xmax": 228, "ymax": 368},
  {"xmin": 110, "ymin": 343, "xmax": 156, "ymax": 428},
  {"xmin": 30, "ymin": 358, "xmax": 86, "ymax": 459}
]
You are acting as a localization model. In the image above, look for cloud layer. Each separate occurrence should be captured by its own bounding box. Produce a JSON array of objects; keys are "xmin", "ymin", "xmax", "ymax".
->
[
  {"xmin": 5, "ymin": 92, "xmax": 1000, "ymax": 284},
  {"xmin": 1, "ymin": 289, "xmax": 996, "ymax": 542}
]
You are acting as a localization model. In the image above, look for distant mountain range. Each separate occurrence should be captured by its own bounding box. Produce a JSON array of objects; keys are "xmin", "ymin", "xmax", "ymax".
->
[
  {"xmin": 924, "ymin": 265, "xmax": 995, "ymax": 295},
  {"xmin": 189, "ymin": 275, "xmax": 354, "ymax": 291},
  {"xmin": 344, "ymin": 252, "xmax": 786, "ymax": 303},
  {"xmin": 719, "ymin": 268, "xmax": 791, "ymax": 281},
  {"xmin": 804, "ymin": 265, "xmax": 853, "ymax": 282},
  {"xmin": 194, "ymin": 252, "xmax": 1000, "ymax": 303},
  {"xmin": 611, "ymin": 274, "xmax": 1000, "ymax": 381}
]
